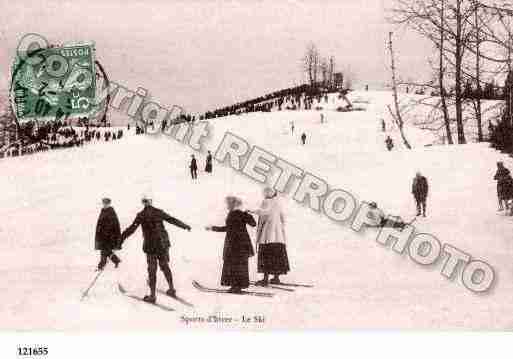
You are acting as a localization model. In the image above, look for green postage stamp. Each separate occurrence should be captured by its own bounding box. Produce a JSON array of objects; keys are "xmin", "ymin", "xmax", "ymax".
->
[{"xmin": 11, "ymin": 44, "xmax": 96, "ymax": 123}]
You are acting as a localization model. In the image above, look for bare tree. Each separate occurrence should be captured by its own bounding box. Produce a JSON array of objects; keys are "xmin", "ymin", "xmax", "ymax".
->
[
  {"xmin": 439, "ymin": 0, "xmax": 454, "ymax": 144},
  {"xmin": 389, "ymin": 0, "xmax": 492, "ymax": 144},
  {"xmin": 387, "ymin": 32, "xmax": 412, "ymax": 149},
  {"xmin": 320, "ymin": 57, "xmax": 329, "ymax": 87},
  {"xmin": 328, "ymin": 56, "xmax": 335, "ymax": 89},
  {"xmin": 303, "ymin": 42, "xmax": 320, "ymax": 87}
]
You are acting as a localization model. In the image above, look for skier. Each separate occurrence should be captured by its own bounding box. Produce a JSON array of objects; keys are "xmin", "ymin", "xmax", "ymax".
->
[
  {"xmin": 412, "ymin": 172, "xmax": 429, "ymax": 217},
  {"xmin": 205, "ymin": 151, "xmax": 213, "ymax": 174},
  {"xmin": 301, "ymin": 132, "xmax": 307, "ymax": 145},
  {"xmin": 494, "ymin": 161, "xmax": 513, "ymax": 211},
  {"xmin": 205, "ymin": 196, "xmax": 256, "ymax": 293},
  {"xmin": 120, "ymin": 195, "xmax": 191, "ymax": 303},
  {"xmin": 95, "ymin": 198, "xmax": 122, "ymax": 271},
  {"xmin": 251, "ymin": 187, "xmax": 290, "ymax": 286},
  {"xmin": 190, "ymin": 154, "xmax": 198, "ymax": 179},
  {"xmin": 290, "ymin": 121, "xmax": 295, "ymax": 134},
  {"xmin": 381, "ymin": 119, "xmax": 386, "ymax": 132},
  {"xmin": 385, "ymin": 136, "xmax": 394, "ymax": 151}
]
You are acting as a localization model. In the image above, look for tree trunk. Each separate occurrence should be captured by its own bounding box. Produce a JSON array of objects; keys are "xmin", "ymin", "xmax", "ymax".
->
[
  {"xmin": 439, "ymin": 0, "xmax": 453, "ymax": 144},
  {"xmin": 388, "ymin": 32, "xmax": 412, "ymax": 149},
  {"xmin": 474, "ymin": 1, "xmax": 483, "ymax": 142},
  {"xmin": 455, "ymin": 0, "xmax": 467, "ymax": 144}
]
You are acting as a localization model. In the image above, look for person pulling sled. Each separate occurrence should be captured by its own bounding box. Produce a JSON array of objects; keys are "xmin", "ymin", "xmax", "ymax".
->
[{"xmin": 412, "ymin": 172, "xmax": 429, "ymax": 217}]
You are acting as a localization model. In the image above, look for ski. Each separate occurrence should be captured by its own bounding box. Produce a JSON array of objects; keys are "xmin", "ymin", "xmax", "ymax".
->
[
  {"xmin": 192, "ymin": 280, "xmax": 274, "ymax": 298},
  {"xmin": 156, "ymin": 289, "xmax": 195, "ymax": 308},
  {"xmin": 267, "ymin": 282, "xmax": 314, "ymax": 288},
  {"xmin": 118, "ymin": 284, "xmax": 174, "ymax": 311},
  {"xmin": 250, "ymin": 282, "xmax": 294, "ymax": 292}
]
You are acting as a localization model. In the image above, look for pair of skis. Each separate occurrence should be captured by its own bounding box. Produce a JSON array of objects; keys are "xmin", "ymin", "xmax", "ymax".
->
[
  {"xmin": 192, "ymin": 280, "xmax": 313, "ymax": 296},
  {"xmin": 83, "ymin": 269, "xmax": 312, "ymax": 311},
  {"xmin": 118, "ymin": 280, "xmax": 314, "ymax": 310},
  {"xmin": 192, "ymin": 280, "xmax": 274, "ymax": 297},
  {"xmin": 118, "ymin": 284, "xmax": 196, "ymax": 310},
  {"xmin": 249, "ymin": 281, "xmax": 313, "ymax": 292}
]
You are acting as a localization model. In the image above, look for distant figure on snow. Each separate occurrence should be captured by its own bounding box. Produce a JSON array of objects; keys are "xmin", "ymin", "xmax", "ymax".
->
[
  {"xmin": 301, "ymin": 132, "xmax": 307, "ymax": 145},
  {"xmin": 290, "ymin": 121, "xmax": 295, "ymax": 134},
  {"xmin": 385, "ymin": 136, "xmax": 394, "ymax": 151},
  {"xmin": 205, "ymin": 196, "xmax": 256, "ymax": 293},
  {"xmin": 120, "ymin": 195, "xmax": 191, "ymax": 303},
  {"xmin": 95, "ymin": 198, "xmax": 122, "ymax": 271},
  {"xmin": 494, "ymin": 161, "xmax": 513, "ymax": 211},
  {"xmin": 412, "ymin": 172, "xmax": 429, "ymax": 217},
  {"xmin": 381, "ymin": 119, "xmax": 386, "ymax": 132},
  {"xmin": 251, "ymin": 187, "xmax": 290, "ymax": 286},
  {"xmin": 365, "ymin": 202, "xmax": 409, "ymax": 229},
  {"xmin": 205, "ymin": 151, "xmax": 213, "ymax": 174},
  {"xmin": 320, "ymin": 113, "xmax": 324, "ymax": 124},
  {"xmin": 190, "ymin": 154, "xmax": 198, "ymax": 179}
]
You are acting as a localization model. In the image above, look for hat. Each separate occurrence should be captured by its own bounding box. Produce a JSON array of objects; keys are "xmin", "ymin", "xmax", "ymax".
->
[
  {"xmin": 225, "ymin": 196, "xmax": 242, "ymax": 209},
  {"xmin": 141, "ymin": 193, "xmax": 152, "ymax": 204},
  {"xmin": 263, "ymin": 186, "xmax": 277, "ymax": 198}
]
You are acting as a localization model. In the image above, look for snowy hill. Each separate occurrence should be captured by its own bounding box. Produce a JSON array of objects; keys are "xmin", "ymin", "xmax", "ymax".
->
[{"xmin": 1, "ymin": 90, "xmax": 512, "ymax": 330}]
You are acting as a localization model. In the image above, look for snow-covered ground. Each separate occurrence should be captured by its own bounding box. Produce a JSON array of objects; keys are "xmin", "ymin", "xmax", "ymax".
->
[{"xmin": 1, "ymin": 90, "xmax": 512, "ymax": 330}]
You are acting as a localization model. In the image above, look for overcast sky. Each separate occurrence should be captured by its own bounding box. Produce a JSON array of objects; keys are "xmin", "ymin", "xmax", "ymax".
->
[{"xmin": 0, "ymin": 0, "xmax": 431, "ymax": 113}]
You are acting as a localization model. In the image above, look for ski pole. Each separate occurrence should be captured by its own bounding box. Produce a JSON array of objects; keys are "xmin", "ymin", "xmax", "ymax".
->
[{"xmin": 80, "ymin": 269, "xmax": 104, "ymax": 301}]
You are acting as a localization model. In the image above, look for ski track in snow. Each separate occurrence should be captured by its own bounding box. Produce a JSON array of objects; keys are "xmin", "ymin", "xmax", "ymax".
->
[{"xmin": 1, "ymin": 90, "xmax": 513, "ymax": 330}]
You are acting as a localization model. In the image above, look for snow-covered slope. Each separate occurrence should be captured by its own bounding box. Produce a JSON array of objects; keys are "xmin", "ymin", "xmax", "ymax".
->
[{"xmin": 1, "ymin": 91, "xmax": 512, "ymax": 330}]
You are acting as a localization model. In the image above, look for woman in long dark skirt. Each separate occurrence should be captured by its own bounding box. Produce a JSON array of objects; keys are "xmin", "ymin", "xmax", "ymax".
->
[{"xmin": 206, "ymin": 196, "xmax": 256, "ymax": 293}]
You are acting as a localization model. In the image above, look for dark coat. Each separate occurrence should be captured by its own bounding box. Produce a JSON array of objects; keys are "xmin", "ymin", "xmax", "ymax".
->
[
  {"xmin": 412, "ymin": 175, "xmax": 429, "ymax": 199},
  {"xmin": 205, "ymin": 154, "xmax": 213, "ymax": 173},
  {"xmin": 121, "ymin": 205, "xmax": 191, "ymax": 255},
  {"xmin": 494, "ymin": 166, "xmax": 510, "ymax": 182},
  {"xmin": 190, "ymin": 158, "xmax": 197, "ymax": 170},
  {"xmin": 494, "ymin": 166, "xmax": 513, "ymax": 200},
  {"xmin": 95, "ymin": 207, "xmax": 121, "ymax": 251},
  {"xmin": 212, "ymin": 210, "xmax": 256, "ymax": 262}
]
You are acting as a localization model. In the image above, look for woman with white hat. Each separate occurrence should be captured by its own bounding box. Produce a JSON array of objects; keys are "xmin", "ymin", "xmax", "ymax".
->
[{"xmin": 251, "ymin": 187, "xmax": 290, "ymax": 286}]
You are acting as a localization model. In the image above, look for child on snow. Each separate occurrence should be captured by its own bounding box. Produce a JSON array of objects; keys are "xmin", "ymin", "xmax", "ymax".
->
[{"xmin": 95, "ymin": 198, "xmax": 122, "ymax": 271}]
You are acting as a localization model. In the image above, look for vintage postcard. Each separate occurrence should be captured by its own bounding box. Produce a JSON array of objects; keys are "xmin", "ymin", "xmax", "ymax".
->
[{"xmin": 1, "ymin": 0, "xmax": 513, "ymax": 354}]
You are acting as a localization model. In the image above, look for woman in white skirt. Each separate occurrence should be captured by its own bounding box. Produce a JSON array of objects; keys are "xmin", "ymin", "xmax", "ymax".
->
[{"xmin": 250, "ymin": 187, "xmax": 290, "ymax": 286}]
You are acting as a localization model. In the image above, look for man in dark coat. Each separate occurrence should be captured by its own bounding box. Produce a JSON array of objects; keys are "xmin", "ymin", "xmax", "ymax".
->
[
  {"xmin": 120, "ymin": 195, "xmax": 191, "ymax": 303},
  {"xmin": 412, "ymin": 172, "xmax": 429, "ymax": 217},
  {"xmin": 301, "ymin": 132, "xmax": 307, "ymax": 145},
  {"xmin": 190, "ymin": 154, "xmax": 198, "ymax": 179},
  {"xmin": 95, "ymin": 198, "xmax": 122, "ymax": 271},
  {"xmin": 205, "ymin": 151, "xmax": 213, "ymax": 174},
  {"xmin": 494, "ymin": 161, "xmax": 513, "ymax": 211}
]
